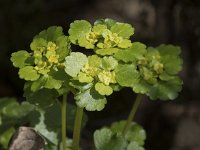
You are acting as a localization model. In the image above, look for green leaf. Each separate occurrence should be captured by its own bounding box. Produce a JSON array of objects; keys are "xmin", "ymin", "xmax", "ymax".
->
[
  {"xmin": 115, "ymin": 64, "xmax": 139, "ymax": 87},
  {"xmin": 111, "ymin": 23, "xmax": 134, "ymax": 38},
  {"xmin": 157, "ymin": 44, "xmax": 181, "ymax": 56},
  {"xmin": 110, "ymin": 84, "xmax": 123, "ymax": 92},
  {"xmin": 43, "ymin": 75, "xmax": 62, "ymax": 90},
  {"xmin": 33, "ymin": 110, "xmax": 58, "ymax": 145},
  {"xmin": 94, "ymin": 128, "xmax": 127, "ymax": 150},
  {"xmin": 111, "ymin": 121, "xmax": 146, "ymax": 146},
  {"xmin": 36, "ymin": 26, "xmax": 64, "ymax": 41},
  {"xmin": 64, "ymin": 52, "xmax": 88, "ymax": 77},
  {"xmin": 95, "ymin": 83, "xmax": 113, "ymax": 96},
  {"xmin": 127, "ymin": 142, "xmax": 144, "ymax": 150},
  {"xmin": 24, "ymin": 83, "xmax": 58, "ymax": 108},
  {"xmin": 78, "ymin": 72, "xmax": 94, "ymax": 83},
  {"xmin": 94, "ymin": 128, "xmax": 113, "ymax": 150},
  {"xmin": 2, "ymin": 101, "xmax": 35, "ymax": 119},
  {"xmin": 102, "ymin": 56, "xmax": 118, "ymax": 71},
  {"xmin": 92, "ymin": 24, "xmax": 107, "ymax": 33},
  {"xmin": 0, "ymin": 127, "xmax": 15, "ymax": 149},
  {"xmin": 69, "ymin": 20, "xmax": 92, "ymax": 44},
  {"xmin": 114, "ymin": 42, "xmax": 146, "ymax": 63},
  {"xmin": 132, "ymin": 80, "xmax": 151, "ymax": 94},
  {"xmin": 56, "ymin": 36, "xmax": 71, "ymax": 61},
  {"xmin": 10, "ymin": 50, "xmax": 33, "ymax": 68},
  {"xmin": 161, "ymin": 55, "xmax": 183, "ymax": 75},
  {"xmin": 149, "ymin": 77, "xmax": 183, "ymax": 100},
  {"xmin": 30, "ymin": 38, "xmax": 47, "ymax": 51},
  {"xmin": 118, "ymin": 39, "xmax": 132, "ymax": 48},
  {"xmin": 50, "ymin": 69, "xmax": 70, "ymax": 81},
  {"xmin": 95, "ymin": 48, "xmax": 119, "ymax": 56},
  {"xmin": 69, "ymin": 81, "xmax": 93, "ymax": 93},
  {"xmin": 0, "ymin": 97, "xmax": 16, "ymax": 111},
  {"xmin": 159, "ymin": 72, "xmax": 175, "ymax": 81},
  {"xmin": 88, "ymin": 55, "xmax": 102, "ymax": 67},
  {"xmin": 19, "ymin": 66, "xmax": 40, "ymax": 81},
  {"xmin": 31, "ymin": 77, "xmax": 47, "ymax": 92},
  {"xmin": 78, "ymin": 36, "xmax": 95, "ymax": 49},
  {"xmin": 94, "ymin": 18, "xmax": 116, "ymax": 29},
  {"xmin": 44, "ymin": 102, "xmax": 87, "ymax": 132},
  {"xmin": 0, "ymin": 98, "xmax": 35, "ymax": 126},
  {"xmin": 75, "ymin": 86, "xmax": 107, "ymax": 111},
  {"xmin": 146, "ymin": 47, "xmax": 160, "ymax": 60}
]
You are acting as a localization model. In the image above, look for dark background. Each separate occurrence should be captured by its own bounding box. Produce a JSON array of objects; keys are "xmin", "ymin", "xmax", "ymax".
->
[{"xmin": 0, "ymin": 0, "xmax": 200, "ymax": 149}]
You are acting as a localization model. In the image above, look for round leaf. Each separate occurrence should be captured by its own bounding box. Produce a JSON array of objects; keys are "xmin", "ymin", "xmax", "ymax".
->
[
  {"xmin": 115, "ymin": 64, "xmax": 139, "ymax": 87},
  {"xmin": 64, "ymin": 52, "xmax": 88, "ymax": 77},
  {"xmin": 19, "ymin": 66, "xmax": 40, "ymax": 81}
]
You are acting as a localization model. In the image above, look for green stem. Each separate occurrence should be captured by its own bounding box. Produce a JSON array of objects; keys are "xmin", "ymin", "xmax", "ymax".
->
[
  {"xmin": 61, "ymin": 94, "xmax": 67, "ymax": 150},
  {"xmin": 72, "ymin": 106, "xmax": 84, "ymax": 150},
  {"xmin": 122, "ymin": 94, "xmax": 143, "ymax": 136}
]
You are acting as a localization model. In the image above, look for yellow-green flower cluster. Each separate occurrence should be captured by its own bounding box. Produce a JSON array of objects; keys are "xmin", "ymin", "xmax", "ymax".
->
[
  {"xmin": 69, "ymin": 19, "xmax": 134, "ymax": 53},
  {"xmin": 138, "ymin": 52, "xmax": 164, "ymax": 84}
]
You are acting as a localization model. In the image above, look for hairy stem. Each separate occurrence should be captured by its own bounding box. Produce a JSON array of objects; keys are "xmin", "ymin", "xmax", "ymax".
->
[
  {"xmin": 72, "ymin": 106, "xmax": 83, "ymax": 150},
  {"xmin": 122, "ymin": 94, "xmax": 143, "ymax": 136},
  {"xmin": 61, "ymin": 94, "xmax": 67, "ymax": 150}
]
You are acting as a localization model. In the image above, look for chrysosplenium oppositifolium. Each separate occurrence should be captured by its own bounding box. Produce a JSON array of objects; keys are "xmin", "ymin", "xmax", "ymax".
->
[{"xmin": 11, "ymin": 18, "xmax": 183, "ymax": 111}]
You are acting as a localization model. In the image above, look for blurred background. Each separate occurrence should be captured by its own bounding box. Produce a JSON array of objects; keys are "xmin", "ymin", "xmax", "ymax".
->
[{"xmin": 0, "ymin": 0, "xmax": 200, "ymax": 149}]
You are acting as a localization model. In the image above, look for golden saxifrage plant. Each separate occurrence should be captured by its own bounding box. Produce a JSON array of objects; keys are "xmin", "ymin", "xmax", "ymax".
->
[{"xmin": 0, "ymin": 18, "xmax": 183, "ymax": 150}]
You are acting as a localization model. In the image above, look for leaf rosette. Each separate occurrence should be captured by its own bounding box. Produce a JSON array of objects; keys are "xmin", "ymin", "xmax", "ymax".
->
[
  {"xmin": 11, "ymin": 26, "xmax": 71, "ymax": 92},
  {"xmin": 68, "ymin": 19, "xmax": 134, "ymax": 56},
  {"xmin": 94, "ymin": 120, "xmax": 146, "ymax": 150},
  {"xmin": 64, "ymin": 53, "xmax": 121, "ymax": 111},
  {"xmin": 115, "ymin": 43, "xmax": 183, "ymax": 100}
]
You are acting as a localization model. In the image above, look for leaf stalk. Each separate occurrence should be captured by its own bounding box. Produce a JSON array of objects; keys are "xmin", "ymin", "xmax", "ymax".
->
[
  {"xmin": 72, "ymin": 106, "xmax": 84, "ymax": 150},
  {"xmin": 122, "ymin": 94, "xmax": 143, "ymax": 135}
]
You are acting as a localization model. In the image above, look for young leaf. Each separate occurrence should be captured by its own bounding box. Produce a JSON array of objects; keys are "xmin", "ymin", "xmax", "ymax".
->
[
  {"xmin": 64, "ymin": 52, "xmax": 88, "ymax": 77},
  {"xmin": 19, "ymin": 66, "xmax": 40, "ymax": 81},
  {"xmin": 36, "ymin": 26, "xmax": 64, "ymax": 41},
  {"xmin": 118, "ymin": 39, "xmax": 132, "ymax": 48},
  {"xmin": 30, "ymin": 38, "xmax": 47, "ymax": 51},
  {"xmin": 95, "ymin": 82, "xmax": 113, "ymax": 96},
  {"xmin": 115, "ymin": 64, "xmax": 139, "ymax": 87},
  {"xmin": 88, "ymin": 55, "xmax": 102, "ymax": 67},
  {"xmin": 10, "ymin": 50, "xmax": 33, "ymax": 68},
  {"xmin": 56, "ymin": 36, "xmax": 71, "ymax": 61},
  {"xmin": 111, "ymin": 23, "xmax": 134, "ymax": 38},
  {"xmin": 69, "ymin": 20, "xmax": 92, "ymax": 44},
  {"xmin": 92, "ymin": 24, "xmax": 107, "ymax": 33},
  {"xmin": 78, "ymin": 37, "xmax": 95, "ymax": 49},
  {"xmin": 102, "ymin": 56, "xmax": 118, "ymax": 71},
  {"xmin": 78, "ymin": 72, "xmax": 94, "ymax": 83},
  {"xmin": 75, "ymin": 86, "xmax": 107, "ymax": 111}
]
